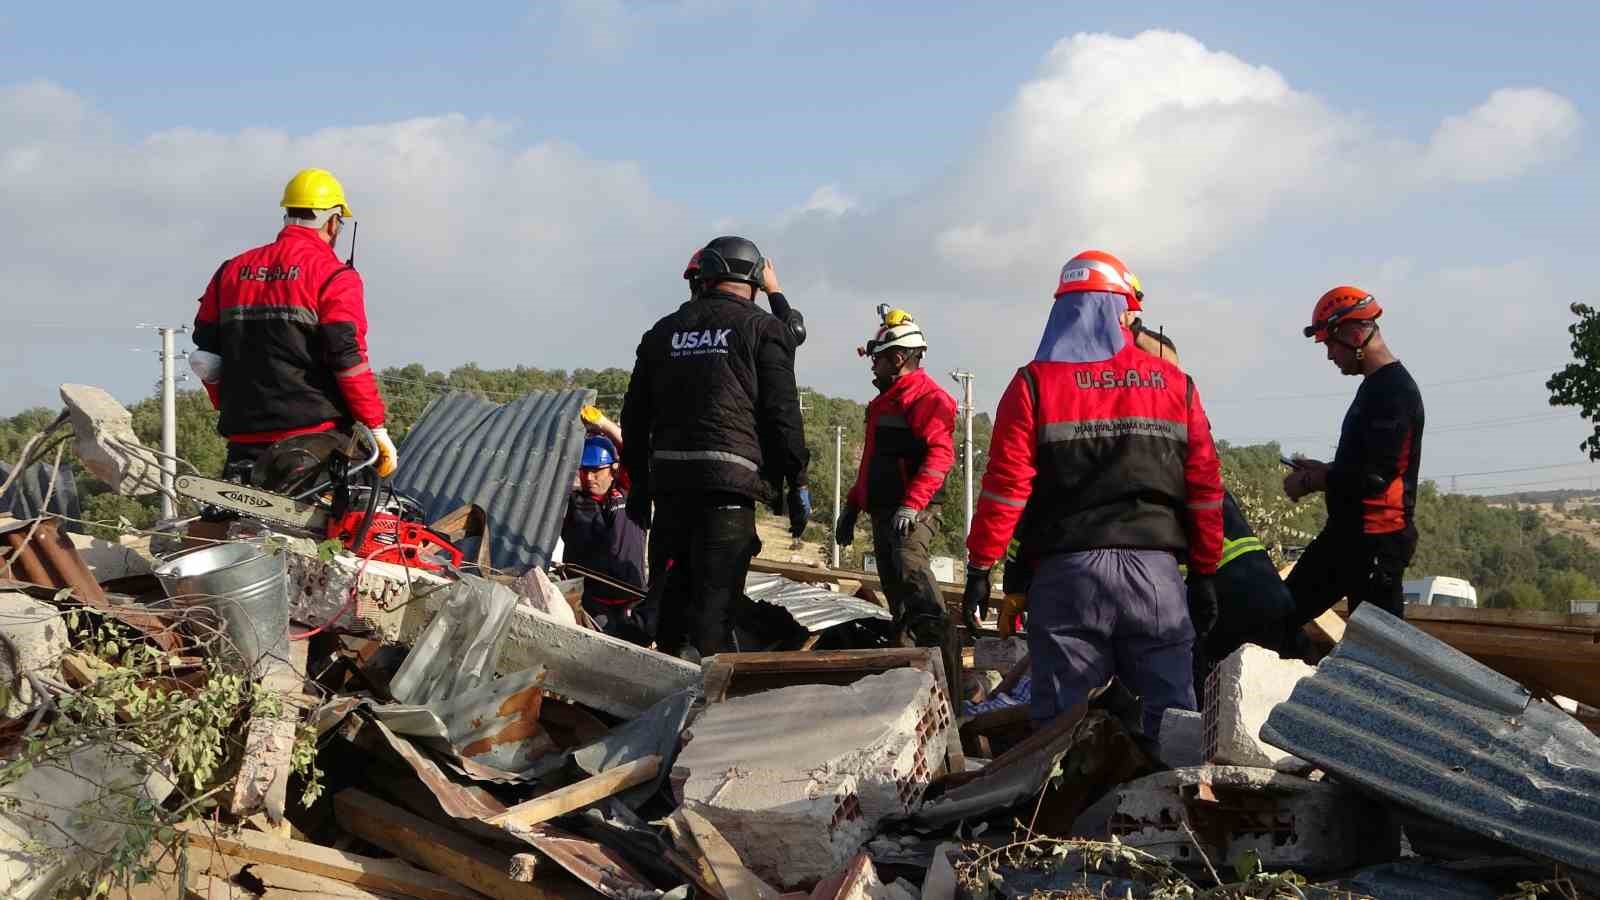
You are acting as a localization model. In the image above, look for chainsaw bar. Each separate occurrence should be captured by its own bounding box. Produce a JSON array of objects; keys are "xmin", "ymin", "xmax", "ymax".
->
[{"xmin": 175, "ymin": 474, "xmax": 325, "ymax": 532}]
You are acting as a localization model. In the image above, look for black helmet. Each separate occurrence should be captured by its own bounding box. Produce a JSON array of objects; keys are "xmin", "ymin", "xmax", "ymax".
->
[{"xmin": 693, "ymin": 236, "xmax": 765, "ymax": 288}]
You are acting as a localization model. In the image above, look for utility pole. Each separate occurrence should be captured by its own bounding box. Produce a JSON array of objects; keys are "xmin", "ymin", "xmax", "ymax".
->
[
  {"xmin": 950, "ymin": 370, "xmax": 975, "ymax": 539},
  {"xmin": 832, "ymin": 426, "xmax": 843, "ymax": 568},
  {"xmin": 158, "ymin": 327, "xmax": 178, "ymax": 519}
]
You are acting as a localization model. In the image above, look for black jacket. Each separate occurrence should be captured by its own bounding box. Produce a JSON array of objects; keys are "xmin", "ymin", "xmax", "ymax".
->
[{"xmin": 622, "ymin": 290, "xmax": 809, "ymax": 501}]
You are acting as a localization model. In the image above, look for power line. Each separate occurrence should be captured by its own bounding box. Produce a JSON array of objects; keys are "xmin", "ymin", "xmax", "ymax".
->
[
  {"xmin": 1234, "ymin": 411, "xmax": 1572, "ymax": 446},
  {"xmin": 1435, "ymin": 460, "xmax": 1600, "ymax": 480},
  {"xmin": 1208, "ymin": 366, "xmax": 1550, "ymax": 406}
]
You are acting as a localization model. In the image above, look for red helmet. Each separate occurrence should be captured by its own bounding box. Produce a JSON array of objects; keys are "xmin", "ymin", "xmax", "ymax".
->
[
  {"xmin": 1054, "ymin": 249, "xmax": 1142, "ymax": 309},
  {"xmin": 1305, "ymin": 286, "xmax": 1382, "ymax": 343}
]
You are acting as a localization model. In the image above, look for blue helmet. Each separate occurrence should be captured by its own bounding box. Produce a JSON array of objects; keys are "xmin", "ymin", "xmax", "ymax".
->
[{"xmin": 580, "ymin": 436, "xmax": 617, "ymax": 469}]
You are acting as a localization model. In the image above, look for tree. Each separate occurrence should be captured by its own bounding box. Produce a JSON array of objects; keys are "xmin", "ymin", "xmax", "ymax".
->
[
  {"xmin": 1547, "ymin": 302, "xmax": 1600, "ymax": 459},
  {"xmin": 1487, "ymin": 582, "xmax": 1545, "ymax": 611}
]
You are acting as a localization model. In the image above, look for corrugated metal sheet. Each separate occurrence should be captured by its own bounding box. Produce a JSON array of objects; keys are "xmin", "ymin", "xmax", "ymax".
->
[
  {"xmin": 1261, "ymin": 603, "xmax": 1600, "ymax": 875},
  {"xmin": 0, "ymin": 463, "xmax": 80, "ymax": 526},
  {"xmin": 744, "ymin": 572, "xmax": 892, "ymax": 632},
  {"xmin": 393, "ymin": 389, "xmax": 593, "ymax": 573}
]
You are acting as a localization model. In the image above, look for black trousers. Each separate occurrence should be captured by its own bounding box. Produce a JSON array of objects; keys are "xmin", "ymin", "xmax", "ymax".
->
[
  {"xmin": 650, "ymin": 493, "xmax": 759, "ymax": 658},
  {"xmin": 223, "ymin": 441, "xmax": 269, "ymax": 484},
  {"xmin": 1285, "ymin": 527, "xmax": 1415, "ymax": 631}
]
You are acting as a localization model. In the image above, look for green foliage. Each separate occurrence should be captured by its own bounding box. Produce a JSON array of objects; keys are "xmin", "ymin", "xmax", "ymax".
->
[
  {"xmin": 0, "ymin": 609, "xmax": 324, "ymax": 895},
  {"xmin": 1548, "ymin": 302, "xmax": 1600, "ymax": 460}
]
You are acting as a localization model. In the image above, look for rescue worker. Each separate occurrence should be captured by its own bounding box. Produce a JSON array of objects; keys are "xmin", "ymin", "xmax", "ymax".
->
[
  {"xmin": 962, "ymin": 250, "xmax": 1224, "ymax": 736},
  {"xmin": 835, "ymin": 307, "xmax": 958, "ymax": 650},
  {"xmin": 1282, "ymin": 287, "xmax": 1423, "ymax": 627},
  {"xmin": 621, "ymin": 236, "xmax": 811, "ymax": 661},
  {"xmin": 684, "ymin": 248, "xmax": 808, "ymax": 347},
  {"xmin": 561, "ymin": 435, "xmax": 648, "ymax": 641},
  {"xmin": 190, "ymin": 169, "xmax": 397, "ymax": 482}
]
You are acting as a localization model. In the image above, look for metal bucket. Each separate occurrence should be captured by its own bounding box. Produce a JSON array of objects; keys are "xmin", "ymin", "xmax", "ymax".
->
[{"xmin": 153, "ymin": 542, "xmax": 290, "ymax": 675}]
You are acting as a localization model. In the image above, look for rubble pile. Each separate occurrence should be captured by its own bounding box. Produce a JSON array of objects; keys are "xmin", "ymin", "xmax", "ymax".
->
[{"xmin": 2, "ymin": 393, "xmax": 1599, "ymax": 899}]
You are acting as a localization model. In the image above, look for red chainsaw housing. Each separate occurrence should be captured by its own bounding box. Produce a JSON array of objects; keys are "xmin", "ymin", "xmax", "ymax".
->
[{"xmin": 326, "ymin": 511, "xmax": 464, "ymax": 572}]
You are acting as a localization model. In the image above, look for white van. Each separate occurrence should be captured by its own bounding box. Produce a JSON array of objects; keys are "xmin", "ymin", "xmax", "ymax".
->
[{"xmin": 1403, "ymin": 576, "xmax": 1478, "ymax": 609}]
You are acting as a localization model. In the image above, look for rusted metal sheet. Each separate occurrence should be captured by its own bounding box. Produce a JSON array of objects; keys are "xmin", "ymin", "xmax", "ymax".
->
[
  {"xmin": 514, "ymin": 823, "xmax": 658, "ymax": 900},
  {"xmin": 1, "ymin": 518, "xmax": 179, "ymax": 651},
  {"xmin": 359, "ymin": 716, "xmax": 510, "ymax": 822}
]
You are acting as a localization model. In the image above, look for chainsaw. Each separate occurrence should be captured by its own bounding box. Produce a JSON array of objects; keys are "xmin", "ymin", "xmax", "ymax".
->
[{"xmin": 175, "ymin": 424, "xmax": 463, "ymax": 573}]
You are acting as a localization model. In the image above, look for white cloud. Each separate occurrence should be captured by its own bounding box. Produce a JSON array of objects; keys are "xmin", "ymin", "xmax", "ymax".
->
[
  {"xmin": 0, "ymin": 30, "xmax": 1585, "ymax": 423},
  {"xmin": 0, "ymin": 80, "xmax": 692, "ymax": 408},
  {"xmin": 1423, "ymin": 88, "xmax": 1581, "ymax": 183}
]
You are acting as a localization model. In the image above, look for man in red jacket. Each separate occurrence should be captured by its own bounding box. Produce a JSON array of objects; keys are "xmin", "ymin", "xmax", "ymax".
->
[
  {"xmin": 836, "ymin": 308, "xmax": 958, "ymax": 649},
  {"xmin": 964, "ymin": 250, "xmax": 1224, "ymax": 737},
  {"xmin": 190, "ymin": 169, "xmax": 396, "ymax": 483}
]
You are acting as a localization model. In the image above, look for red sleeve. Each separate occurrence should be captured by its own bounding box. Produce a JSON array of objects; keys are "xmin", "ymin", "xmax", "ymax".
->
[
  {"xmin": 194, "ymin": 262, "xmax": 226, "ymax": 409},
  {"xmin": 1182, "ymin": 377, "xmax": 1224, "ymax": 574},
  {"xmin": 846, "ymin": 403, "xmax": 874, "ymax": 509},
  {"xmin": 966, "ymin": 369, "xmax": 1037, "ymax": 568},
  {"xmin": 319, "ymin": 269, "xmax": 387, "ymax": 428},
  {"xmin": 901, "ymin": 388, "xmax": 957, "ymax": 510}
]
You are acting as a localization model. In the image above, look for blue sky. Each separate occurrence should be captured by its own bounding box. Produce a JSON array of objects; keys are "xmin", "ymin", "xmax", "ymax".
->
[{"xmin": 3, "ymin": 1, "xmax": 1598, "ymax": 494}]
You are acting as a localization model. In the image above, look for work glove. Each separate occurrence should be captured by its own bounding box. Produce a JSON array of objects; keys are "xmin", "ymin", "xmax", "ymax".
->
[
  {"xmin": 626, "ymin": 490, "xmax": 652, "ymax": 531},
  {"xmin": 892, "ymin": 506, "xmax": 918, "ymax": 537},
  {"xmin": 962, "ymin": 564, "xmax": 992, "ymax": 633},
  {"xmin": 787, "ymin": 485, "xmax": 812, "ymax": 538},
  {"xmin": 997, "ymin": 592, "xmax": 1028, "ymax": 639},
  {"xmin": 835, "ymin": 503, "xmax": 859, "ymax": 547},
  {"xmin": 370, "ymin": 426, "xmax": 399, "ymax": 479},
  {"xmin": 1187, "ymin": 573, "xmax": 1220, "ymax": 641}
]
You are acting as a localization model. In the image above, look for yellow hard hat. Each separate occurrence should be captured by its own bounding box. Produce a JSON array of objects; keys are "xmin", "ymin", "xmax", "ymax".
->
[{"xmin": 280, "ymin": 168, "xmax": 353, "ymax": 218}]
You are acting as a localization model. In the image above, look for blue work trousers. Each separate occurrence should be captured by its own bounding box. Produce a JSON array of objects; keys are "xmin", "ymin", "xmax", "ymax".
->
[{"xmin": 1026, "ymin": 548, "xmax": 1196, "ymax": 738}]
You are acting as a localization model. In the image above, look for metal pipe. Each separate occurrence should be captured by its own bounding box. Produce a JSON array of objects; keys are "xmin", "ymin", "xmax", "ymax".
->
[
  {"xmin": 832, "ymin": 426, "xmax": 843, "ymax": 568},
  {"xmin": 160, "ymin": 327, "xmax": 177, "ymax": 519}
]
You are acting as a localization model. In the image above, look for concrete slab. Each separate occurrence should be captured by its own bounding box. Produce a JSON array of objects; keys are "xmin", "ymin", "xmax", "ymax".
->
[
  {"xmin": 497, "ymin": 603, "xmax": 700, "ymax": 720},
  {"xmin": 1082, "ymin": 765, "xmax": 1396, "ymax": 874},
  {"xmin": 59, "ymin": 383, "xmax": 162, "ymax": 497},
  {"xmin": 675, "ymin": 668, "xmax": 952, "ymax": 889},
  {"xmin": 0, "ymin": 741, "xmax": 176, "ymax": 899},
  {"xmin": 1157, "ymin": 708, "xmax": 1204, "ymax": 769},
  {"xmin": 1204, "ymin": 644, "xmax": 1314, "ymax": 771}
]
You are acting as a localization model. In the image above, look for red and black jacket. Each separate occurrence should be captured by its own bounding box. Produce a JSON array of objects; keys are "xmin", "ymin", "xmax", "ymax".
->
[
  {"xmin": 1326, "ymin": 361, "xmax": 1424, "ymax": 536},
  {"xmin": 193, "ymin": 226, "xmax": 386, "ymax": 443},
  {"xmin": 846, "ymin": 368, "xmax": 957, "ymax": 514},
  {"xmin": 967, "ymin": 334, "xmax": 1224, "ymax": 573}
]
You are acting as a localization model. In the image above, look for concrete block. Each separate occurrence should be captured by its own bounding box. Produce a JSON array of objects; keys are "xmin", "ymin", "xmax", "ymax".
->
[
  {"xmin": 1204, "ymin": 644, "xmax": 1314, "ymax": 770},
  {"xmin": 972, "ymin": 636, "xmax": 1028, "ymax": 672},
  {"xmin": 65, "ymin": 532, "xmax": 153, "ymax": 582},
  {"xmin": 284, "ymin": 547, "xmax": 451, "ymax": 639},
  {"xmin": 1088, "ymin": 765, "xmax": 1396, "ymax": 874},
  {"xmin": 1158, "ymin": 708, "xmax": 1204, "ymax": 769},
  {"xmin": 59, "ymin": 384, "xmax": 162, "ymax": 497},
  {"xmin": 0, "ymin": 741, "xmax": 176, "ymax": 899},
  {"xmin": 675, "ymin": 668, "xmax": 953, "ymax": 889},
  {"xmin": 0, "ymin": 591, "xmax": 68, "ymax": 717}
]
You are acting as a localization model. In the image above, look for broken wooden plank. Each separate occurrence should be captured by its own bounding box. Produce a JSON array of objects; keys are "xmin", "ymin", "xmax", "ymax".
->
[
  {"xmin": 507, "ymin": 853, "xmax": 540, "ymax": 883},
  {"xmin": 486, "ymin": 755, "xmax": 662, "ymax": 829},
  {"xmin": 749, "ymin": 556, "xmax": 1000, "ymax": 607},
  {"xmin": 1305, "ymin": 608, "xmax": 1346, "ymax": 645},
  {"xmin": 231, "ymin": 640, "xmax": 309, "ymax": 824},
  {"xmin": 250, "ymin": 862, "xmax": 399, "ymax": 899},
  {"xmin": 335, "ymin": 788, "xmax": 586, "ymax": 900},
  {"xmin": 673, "ymin": 806, "xmax": 782, "ymax": 900},
  {"xmin": 175, "ymin": 821, "xmax": 478, "ymax": 900}
]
